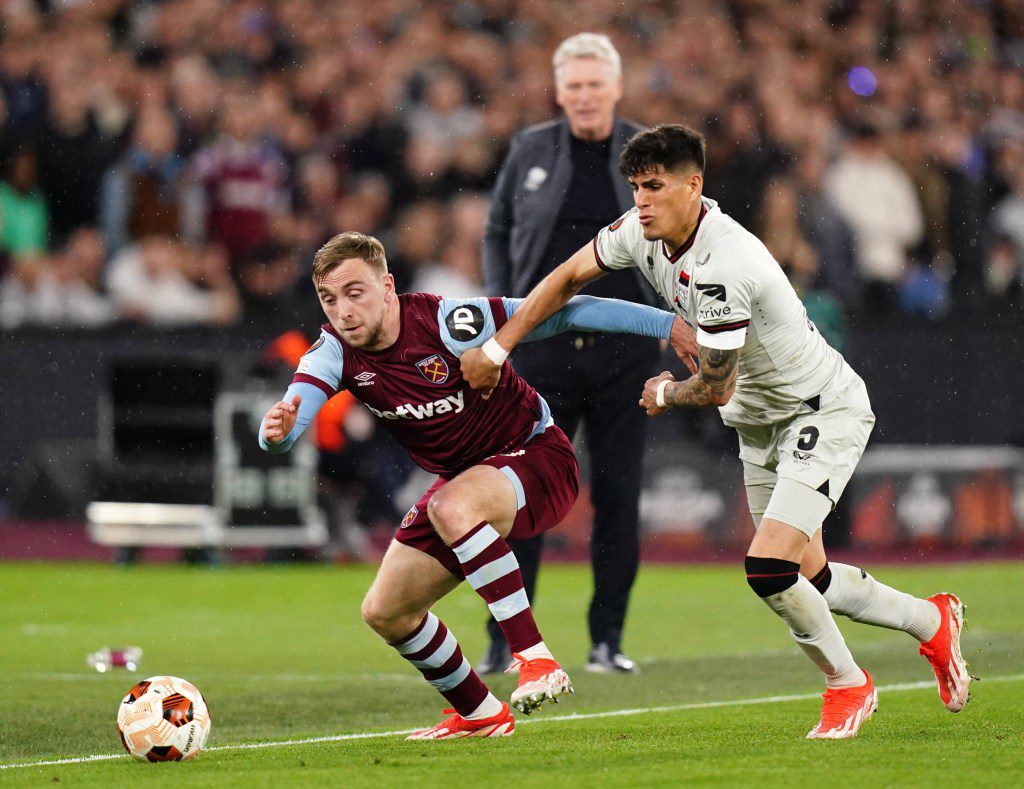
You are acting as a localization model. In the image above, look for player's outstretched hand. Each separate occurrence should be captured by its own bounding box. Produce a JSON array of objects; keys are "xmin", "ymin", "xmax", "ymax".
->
[
  {"xmin": 669, "ymin": 316, "xmax": 699, "ymax": 375},
  {"xmin": 262, "ymin": 394, "xmax": 302, "ymax": 444},
  {"xmin": 460, "ymin": 347, "xmax": 501, "ymax": 400},
  {"xmin": 639, "ymin": 371, "xmax": 675, "ymax": 417}
]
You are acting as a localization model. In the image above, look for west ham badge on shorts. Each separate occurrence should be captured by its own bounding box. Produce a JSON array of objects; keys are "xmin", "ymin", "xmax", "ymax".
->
[
  {"xmin": 415, "ymin": 354, "xmax": 450, "ymax": 384},
  {"xmin": 400, "ymin": 505, "xmax": 418, "ymax": 529}
]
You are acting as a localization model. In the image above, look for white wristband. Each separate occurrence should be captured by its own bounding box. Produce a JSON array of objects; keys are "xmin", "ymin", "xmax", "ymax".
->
[
  {"xmin": 481, "ymin": 337, "xmax": 509, "ymax": 366},
  {"xmin": 655, "ymin": 379, "xmax": 670, "ymax": 408}
]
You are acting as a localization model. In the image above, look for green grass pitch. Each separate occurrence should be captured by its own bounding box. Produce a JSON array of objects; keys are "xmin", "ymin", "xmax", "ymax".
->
[{"xmin": 2, "ymin": 561, "xmax": 1022, "ymax": 785}]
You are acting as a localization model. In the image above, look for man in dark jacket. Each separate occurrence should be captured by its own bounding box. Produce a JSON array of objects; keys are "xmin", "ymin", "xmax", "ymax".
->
[{"xmin": 479, "ymin": 32, "xmax": 659, "ymax": 674}]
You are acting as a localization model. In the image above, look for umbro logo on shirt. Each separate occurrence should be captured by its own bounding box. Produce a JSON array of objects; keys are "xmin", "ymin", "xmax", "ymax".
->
[{"xmin": 354, "ymin": 372, "xmax": 376, "ymax": 387}]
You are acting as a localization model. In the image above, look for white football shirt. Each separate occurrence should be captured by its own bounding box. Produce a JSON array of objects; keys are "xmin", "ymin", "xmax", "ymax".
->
[{"xmin": 594, "ymin": 197, "xmax": 860, "ymax": 426}]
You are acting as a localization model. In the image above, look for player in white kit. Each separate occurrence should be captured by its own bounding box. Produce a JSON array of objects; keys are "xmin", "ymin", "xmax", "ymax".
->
[{"xmin": 461, "ymin": 124, "xmax": 970, "ymax": 739}]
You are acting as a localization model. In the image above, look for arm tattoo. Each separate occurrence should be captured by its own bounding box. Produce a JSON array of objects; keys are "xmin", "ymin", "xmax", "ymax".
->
[{"xmin": 665, "ymin": 346, "xmax": 739, "ymax": 408}]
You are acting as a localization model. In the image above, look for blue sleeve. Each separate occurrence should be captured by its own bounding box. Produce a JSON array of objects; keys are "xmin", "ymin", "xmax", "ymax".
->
[
  {"xmin": 437, "ymin": 297, "xmax": 500, "ymax": 357},
  {"xmin": 295, "ymin": 331, "xmax": 344, "ymax": 392},
  {"xmin": 506, "ymin": 296, "xmax": 675, "ymax": 342},
  {"xmin": 258, "ymin": 382, "xmax": 330, "ymax": 453}
]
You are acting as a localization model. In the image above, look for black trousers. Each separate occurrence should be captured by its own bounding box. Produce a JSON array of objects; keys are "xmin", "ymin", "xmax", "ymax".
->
[{"xmin": 486, "ymin": 331, "xmax": 661, "ymax": 650}]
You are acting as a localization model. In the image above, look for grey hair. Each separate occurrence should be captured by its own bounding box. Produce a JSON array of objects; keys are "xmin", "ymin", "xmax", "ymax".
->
[{"xmin": 552, "ymin": 32, "xmax": 622, "ymax": 79}]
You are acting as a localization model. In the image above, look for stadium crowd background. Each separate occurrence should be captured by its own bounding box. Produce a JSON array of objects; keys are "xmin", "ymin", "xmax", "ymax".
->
[{"xmin": 2, "ymin": 0, "xmax": 1024, "ymax": 335}]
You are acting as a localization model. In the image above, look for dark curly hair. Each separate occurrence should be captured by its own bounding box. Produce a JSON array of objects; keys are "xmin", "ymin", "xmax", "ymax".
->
[{"xmin": 619, "ymin": 124, "xmax": 706, "ymax": 178}]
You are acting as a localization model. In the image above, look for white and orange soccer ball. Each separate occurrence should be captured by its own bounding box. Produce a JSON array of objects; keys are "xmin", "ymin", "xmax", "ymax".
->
[{"xmin": 116, "ymin": 676, "xmax": 211, "ymax": 762}]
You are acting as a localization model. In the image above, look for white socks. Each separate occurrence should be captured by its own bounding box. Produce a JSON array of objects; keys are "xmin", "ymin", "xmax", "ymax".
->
[
  {"xmin": 517, "ymin": 640, "xmax": 554, "ymax": 661},
  {"xmin": 764, "ymin": 575, "xmax": 867, "ymax": 688},
  {"xmin": 753, "ymin": 557, "xmax": 940, "ymax": 690},
  {"xmin": 463, "ymin": 641, "xmax": 553, "ymax": 720},
  {"xmin": 464, "ymin": 693, "xmax": 503, "ymax": 721},
  {"xmin": 823, "ymin": 563, "xmax": 940, "ymax": 642}
]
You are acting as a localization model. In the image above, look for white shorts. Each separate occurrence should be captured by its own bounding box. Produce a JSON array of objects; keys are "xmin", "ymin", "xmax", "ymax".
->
[{"xmin": 735, "ymin": 379, "xmax": 875, "ymax": 539}]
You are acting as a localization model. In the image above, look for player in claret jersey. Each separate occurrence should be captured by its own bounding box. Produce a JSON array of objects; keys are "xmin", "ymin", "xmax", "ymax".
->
[
  {"xmin": 260, "ymin": 231, "xmax": 695, "ymax": 739},
  {"xmin": 461, "ymin": 125, "xmax": 970, "ymax": 740}
]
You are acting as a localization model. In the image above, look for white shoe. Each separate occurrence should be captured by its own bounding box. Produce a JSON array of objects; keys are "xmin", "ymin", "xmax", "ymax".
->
[
  {"xmin": 585, "ymin": 642, "xmax": 640, "ymax": 674},
  {"xmin": 507, "ymin": 653, "xmax": 573, "ymax": 715}
]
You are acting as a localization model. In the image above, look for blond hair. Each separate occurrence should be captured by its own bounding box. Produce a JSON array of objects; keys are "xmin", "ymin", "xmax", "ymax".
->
[{"xmin": 312, "ymin": 232, "xmax": 388, "ymax": 283}]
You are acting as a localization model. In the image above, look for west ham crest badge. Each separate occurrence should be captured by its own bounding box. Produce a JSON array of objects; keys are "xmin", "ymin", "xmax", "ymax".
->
[
  {"xmin": 415, "ymin": 354, "xmax": 450, "ymax": 384},
  {"xmin": 401, "ymin": 506, "xmax": 418, "ymax": 529}
]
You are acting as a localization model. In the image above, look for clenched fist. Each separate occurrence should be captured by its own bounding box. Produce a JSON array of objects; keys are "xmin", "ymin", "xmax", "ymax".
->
[
  {"xmin": 639, "ymin": 371, "xmax": 675, "ymax": 417},
  {"xmin": 459, "ymin": 346, "xmax": 502, "ymax": 400},
  {"xmin": 262, "ymin": 394, "xmax": 302, "ymax": 444}
]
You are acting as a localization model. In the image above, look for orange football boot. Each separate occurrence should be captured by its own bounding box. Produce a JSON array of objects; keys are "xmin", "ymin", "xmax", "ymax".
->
[
  {"xmin": 405, "ymin": 702, "xmax": 515, "ymax": 740},
  {"xmin": 806, "ymin": 670, "xmax": 878, "ymax": 739},
  {"xmin": 919, "ymin": 593, "xmax": 971, "ymax": 712}
]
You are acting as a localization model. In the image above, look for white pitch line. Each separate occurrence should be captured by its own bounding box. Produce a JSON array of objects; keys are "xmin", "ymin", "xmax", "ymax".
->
[{"xmin": 3, "ymin": 673, "xmax": 1021, "ymax": 771}]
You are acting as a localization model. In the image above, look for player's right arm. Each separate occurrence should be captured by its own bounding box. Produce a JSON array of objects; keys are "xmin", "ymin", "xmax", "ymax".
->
[
  {"xmin": 460, "ymin": 242, "xmax": 603, "ymax": 396},
  {"xmin": 639, "ymin": 346, "xmax": 739, "ymax": 416},
  {"xmin": 461, "ymin": 208, "xmax": 640, "ymax": 395},
  {"xmin": 639, "ymin": 244, "xmax": 753, "ymax": 415},
  {"xmin": 259, "ymin": 383, "xmax": 329, "ymax": 452},
  {"xmin": 259, "ymin": 330, "xmax": 344, "ymax": 452}
]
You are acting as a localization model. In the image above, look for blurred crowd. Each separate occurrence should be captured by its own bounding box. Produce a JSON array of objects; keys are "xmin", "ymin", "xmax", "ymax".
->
[{"xmin": 2, "ymin": 0, "xmax": 1024, "ymax": 332}]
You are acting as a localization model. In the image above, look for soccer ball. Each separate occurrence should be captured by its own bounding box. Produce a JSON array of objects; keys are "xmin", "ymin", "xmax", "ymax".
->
[{"xmin": 116, "ymin": 676, "xmax": 211, "ymax": 762}]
